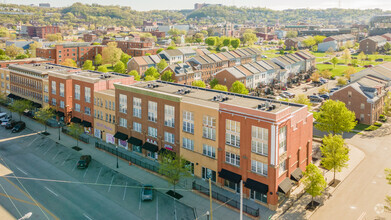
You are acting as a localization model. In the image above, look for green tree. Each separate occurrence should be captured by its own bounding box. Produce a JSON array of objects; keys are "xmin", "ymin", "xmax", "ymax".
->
[
  {"xmin": 145, "ymin": 53, "xmax": 151, "ymax": 56},
  {"xmin": 61, "ymin": 58, "xmax": 77, "ymax": 67},
  {"xmin": 302, "ymin": 163, "xmax": 327, "ymax": 207},
  {"xmin": 302, "ymin": 36, "xmax": 316, "ymax": 48},
  {"xmin": 385, "ymin": 168, "xmax": 391, "ymax": 211},
  {"xmin": 205, "ymin": 37, "xmax": 217, "ymax": 46},
  {"xmin": 102, "ymin": 42, "xmax": 122, "ymax": 67},
  {"xmin": 82, "ymin": 60, "xmax": 95, "ymax": 70},
  {"xmin": 331, "ymin": 57, "xmax": 339, "ymax": 68},
  {"xmin": 0, "ymin": 49, "xmax": 5, "ymax": 56},
  {"xmin": 95, "ymin": 54, "xmax": 102, "ymax": 66},
  {"xmin": 120, "ymin": 53, "xmax": 131, "ymax": 66},
  {"xmin": 157, "ymin": 48, "xmax": 164, "ymax": 54},
  {"xmin": 209, "ymin": 78, "xmax": 219, "ymax": 88},
  {"xmin": 384, "ymin": 42, "xmax": 391, "ymax": 52},
  {"xmin": 242, "ymin": 29, "xmax": 258, "ymax": 46},
  {"xmin": 230, "ymin": 81, "xmax": 249, "ymax": 94},
  {"xmin": 67, "ymin": 123, "xmax": 84, "ymax": 147},
  {"xmin": 5, "ymin": 44, "xmax": 23, "ymax": 58},
  {"xmin": 97, "ymin": 65, "xmax": 108, "ymax": 73},
  {"xmin": 292, "ymin": 94, "xmax": 312, "ymax": 110},
  {"xmin": 341, "ymin": 48, "xmax": 351, "ymax": 64},
  {"xmin": 314, "ymin": 35, "xmax": 326, "ymax": 44},
  {"xmin": 144, "ymin": 75, "xmax": 155, "ymax": 81},
  {"xmin": 15, "ymin": 54, "xmax": 29, "ymax": 59},
  {"xmin": 314, "ymin": 100, "xmax": 357, "ymax": 135},
  {"xmin": 34, "ymin": 106, "xmax": 55, "ymax": 134},
  {"xmin": 286, "ymin": 31, "xmax": 298, "ymax": 38},
  {"xmin": 28, "ymin": 41, "xmax": 42, "ymax": 58},
  {"xmin": 161, "ymin": 70, "xmax": 174, "ymax": 82},
  {"xmin": 156, "ymin": 59, "xmax": 168, "ymax": 73},
  {"xmin": 0, "ymin": 55, "xmax": 10, "ymax": 60},
  {"xmin": 357, "ymin": 51, "xmax": 366, "ymax": 65},
  {"xmin": 113, "ymin": 61, "xmax": 126, "ymax": 73},
  {"xmin": 223, "ymin": 38, "xmax": 231, "ymax": 47},
  {"xmin": 128, "ymin": 70, "xmax": 140, "ymax": 81},
  {"xmin": 213, "ymin": 84, "xmax": 228, "ymax": 91},
  {"xmin": 46, "ymin": 33, "xmax": 62, "ymax": 41},
  {"xmin": 231, "ymin": 38, "xmax": 240, "ymax": 49},
  {"xmin": 384, "ymin": 92, "xmax": 391, "ymax": 116},
  {"xmin": 192, "ymin": 80, "xmax": 206, "ymax": 88},
  {"xmin": 144, "ymin": 67, "xmax": 160, "ymax": 79},
  {"xmin": 10, "ymin": 99, "xmax": 33, "ymax": 121},
  {"xmin": 337, "ymin": 77, "xmax": 347, "ymax": 86},
  {"xmin": 321, "ymin": 134, "xmax": 349, "ymax": 184},
  {"xmin": 0, "ymin": 27, "xmax": 10, "ymax": 38}
]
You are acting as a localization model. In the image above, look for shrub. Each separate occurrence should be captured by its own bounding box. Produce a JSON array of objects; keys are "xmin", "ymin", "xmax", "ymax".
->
[
  {"xmin": 379, "ymin": 114, "xmax": 385, "ymax": 119},
  {"xmin": 364, "ymin": 125, "xmax": 379, "ymax": 131},
  {"xmin": 374, "ymin": 122, "xmax": 383, "ymax": 127}
]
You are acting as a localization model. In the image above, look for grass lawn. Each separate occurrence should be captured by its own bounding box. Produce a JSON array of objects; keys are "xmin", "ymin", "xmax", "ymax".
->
[
  {"xmin": 316, "ymin": 64, "xmax": 365, "ymax": 76},
  {"xmin": 353, "ymin": 123, "xmax": 371, "ymax": 131},
  {"xmin": 311, "ymin": 51, "xmax": 327, "ymax": 58},
  {"xmin": 261, "ymin": 49, "xmax": 282, "ymax": 58}
]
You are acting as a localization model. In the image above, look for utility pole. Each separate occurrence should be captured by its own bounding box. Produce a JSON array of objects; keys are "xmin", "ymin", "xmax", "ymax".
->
[
  {"xmin": 209, "ymin": 178, "xmax": 213, "ymax": 220},
  {"xmin": 240, "ymin": 180, "xmax": 243, "ymax": 220}
]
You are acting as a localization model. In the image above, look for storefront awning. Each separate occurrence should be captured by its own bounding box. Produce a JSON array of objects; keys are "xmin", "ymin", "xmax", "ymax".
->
[
  {"xmin": 127, "ymin": 137, "xmax": 142, "ymax": 146},
  {"xmin": 244, "ymin": 178, "xmax": 268, "ymax": 194},
  {"xmin": 142, "ymin": 142, "xmax": 158, "ymax": 152},
  {"xmin": 70, "ymin": 117, "xmax": 82, "ymax": 123},
  {"xmin": 218, "ymin": 169, "xmax": 241, "ymax": 183},
  {"xmin": 81, "ymin": 120, "xmax": 92, "ymax": 127},
  {"xmin": 56, "ymin": 111, "xmax": 65, "ymax": 117},
  {"xmin": 7, "ymin": 94, "xmax": 22, "ymax": 100},
  {"xmin": 278, "ymin": 178, "xmax": 294, "ymax": 194},
  {"xmin": 290, "ymin": 168, "xmax": 303, "ymax": 182},
  {"xmin": 114, "ymin": 132, "xmax": 128, "ymax": 141}
]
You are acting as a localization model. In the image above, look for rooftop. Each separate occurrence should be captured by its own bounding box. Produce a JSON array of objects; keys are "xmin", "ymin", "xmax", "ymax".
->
[{"xmin": 0, "ymin": 57, "xmax": 53, "ymax": 64}]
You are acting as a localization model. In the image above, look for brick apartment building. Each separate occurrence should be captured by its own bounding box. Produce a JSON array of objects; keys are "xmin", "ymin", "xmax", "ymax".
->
[
  {"xmin": 113, "ymin": 80, "xmax": 313, "ymax": 210},
  {"xmin": 127, "ymin": 55, "xmax": 162, "ymax": 76},
  {"xmin": 0, "ymin": 57, "xmax": 54, "ymax": 68},
  {"xmin": 102, "ymin": 39, "xmax": 158, "ymax": 57},
  {"xmin": 359, "ymin": 36, "xmax": 387, "ymax": 54},
  {"xmin": 83, "ymin": 33, "xmax": 97, "ymax": 42},
  {"xmin": 27, "ymin": 26, "xmax": 60, "ymax": 39}
]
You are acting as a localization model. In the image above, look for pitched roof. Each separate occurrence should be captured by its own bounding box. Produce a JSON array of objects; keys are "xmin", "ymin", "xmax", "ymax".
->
[{"xmin": 163, "ymin": 49, "xmax": 184, "ymax": 57}]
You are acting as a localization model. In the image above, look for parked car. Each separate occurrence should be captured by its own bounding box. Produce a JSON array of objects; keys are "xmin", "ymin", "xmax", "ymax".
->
[
  {"xmin": 323, "ymin": 62, "xmax": 332, "ymax": 65},
  {"xmin": 0, "ymin": 112, "xmax": 8, "ymax": 120},
  {"xmin": 319, "ymin": 94, "xmax": 330, "ymax": 100},
  {"xmin": 308, "ymin": 95, "xmax": 324, "ymax": 102},
  {"xmin": 282, "ymin": 91, "xmax": 295, "ymax": 98},
  {"xmin": 375, "ymin": 58, "xmax": 384, "ymax": 62},
  {"xmin": 330, "ymin": 87, "xmax": 339, "ymax": 93},
  {"xmin": 5, "ymin": 120, "xmax": 18, "ymax": 129},
  {"xmin": 12, "ymin": 121, "xmax": 26, "ymax": 133},
  {"xmin": 319, "ymin": 78, "xmax": 328, "ymax": 84},
  {"xmin": 141, "ymin": 185, "xmax": 154, "ymax": 201},
  {"xmin": 364, "ymin": 65, "xmax": 374, "ymax": 68},
  {"xmin": 261, "ymin": 55, "xmax": 268, "ymax": 58},
  {"xmin": 77, "ymin": 155, "xmax": 92, "ymax": 169}
]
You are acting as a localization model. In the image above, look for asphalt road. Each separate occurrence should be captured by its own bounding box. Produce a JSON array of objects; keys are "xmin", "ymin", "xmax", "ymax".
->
[{"xmin": 0, "ymin": 126, "xmax": 194, "ymax": 220}]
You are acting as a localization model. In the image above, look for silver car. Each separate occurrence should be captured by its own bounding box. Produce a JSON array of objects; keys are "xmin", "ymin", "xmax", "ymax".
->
[{"xmin": 141, "ymin": 185, "xmax": 154, "ymax": 201}]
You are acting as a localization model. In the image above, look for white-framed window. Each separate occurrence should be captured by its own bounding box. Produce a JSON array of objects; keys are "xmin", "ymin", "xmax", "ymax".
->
[
  {"xmin": 348, "ymin": 91, "xmax": 352, "ymax": 97},
  {"xmin": 226, "ymin": 119, "xmax": 240, "ymax": 147},
  {"xmin": 148, "ymin": 101, "xmax": 157, "ymax": 122},
  {"xmin": 252, "ymin": 126, "xmax": 268, "ymax": 156},
  {"xmin": 164, "ymin": 105, "xmax": 175, "ymax": 128},
  {"xmin": 60, "ymin": 101, "xmax": 65, "ymax": 108},
  {"xmin": 85, "ymin": 87, "xmax": 91, "ymax": 103},
  {"xmin": 202, "ymin": 167, "xmax": 216, "ymax": 182},
  {"xmin": 164, "ymin": 132, "xmax": 175, "ymax": 144},
  {"xmin": 75, "ymin": 103, "xmax": 80, "ymax": 112},
  {"xmin": 183, "ymin": 111, "xmax": 194, "ymax": 134},
  {"xmin": 51, "ymin": 81, "xmax": 56, "ymax": 95},
  {"xmin": 74, "ymin": 84, "xmax": 80, "ymax": 100},
  {"xmin": 44, "ymin": 95, "xmax": 49, "ymax": 103},
  {"xmin": 133, "ymin": 97, "xmax": 141, "ymax": 118},
  {"xmin": 85, "ymin": 107, "xmax": 91, "ymax": 115},
  {"xmin": 360, "ymin": 103, "xmax": 365, "ymax": 110},
  {"xmin": 279, "ymin": 159, "xmax": 287, "ymax": 176},
  {"xmin": 182, "ymin": 137, "xmax": 194, "ymax": 151},
  {"xmin": 119, "ymin": 118, "xmax": 127, "ymax": 128},
  {"xmin": 119, "ymin": 94, "xmax": 127, "ymax": 113},
  {"xmin": 133, "ymin": 122, "xmax": 142, "ymax": 133},
  {"xmin": 251, "ymin": 160, "xmax": 268, "ymax": 176},
  {"xmin": 225, "ymin": 152, "xmax": 240, "ymax": 166},
  {"xmin": 279, "ymin": 126, "xmax": 287, "ymax": 155},
  {"xmin": 59, "ymin": 83, "xmax": 64, "ymax": 97},
  {"xmin": 202, "ymin": 144, "xmax": 216, "ymax": 158},
  {"xmin": 203, "ymin": 115, "xmax": 216, "ymax": 140},
  {"xmin": 148, "ymin": 127, "xmax": 157, "ymax": 138},
  {"xmin": 51, "ymin": 98, "xmax": 56, "ymax": 106}
]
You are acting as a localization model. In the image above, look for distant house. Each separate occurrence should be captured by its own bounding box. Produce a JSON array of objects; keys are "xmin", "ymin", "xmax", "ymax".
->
[
  {"xmin": 159, "ymin": 49, "xmax": 186, "ymax": 65},
  {"xmin": 6, "ymin": 40, "xmax": 34, "ymax": 50},
  {"xmin": 163, "ymin": 62, "xmax": 200, "ymax": 85},
  {"xmin": 381, "ymin": 33, "xmax": 391, "ymax": 41},
  {"xmin": 359, "ymin": 36, "xmax": 387, "ymax": 54},
  {"xmin": 294, "ymin": 50, "xmax": 316, "ymax": 72},
  {"xmin": 284, "ymin": 37, "xmax": 308, "ymax": 50},
  {"xmin": 323, "ymin": 34, "xmax": 355, "ymax": 48},
  {"xmin": 317, "ymin": 40, "xmax": 338, "ymax": 52},
  {"xmin": 127, "ymin": 55, "xmax": 161, "ymax": 75},
  {"xmin": 271, "ymin": 53, "xmax": 306, "ymax": 84}
]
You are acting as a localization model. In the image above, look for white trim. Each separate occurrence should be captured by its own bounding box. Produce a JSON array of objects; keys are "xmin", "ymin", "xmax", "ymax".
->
[
  {"xmin": 271, "ymin": 125, "xmax": 276, "ymax": 166},
  {"xmin": 275, "ymin": 125, "xmax": 279, "ymax": 165}
]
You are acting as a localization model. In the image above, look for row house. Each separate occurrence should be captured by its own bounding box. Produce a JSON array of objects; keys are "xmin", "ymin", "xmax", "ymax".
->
[
  {"xmin": 284, "ymin": 37, "xmax": 309, "ymax": 50},
  {"xmin": 271, "ymin": 53, "xmax": 306, "ymax": 85},
  {"xmin": 294, "ymin": 51, "xmax": 316, "ymax": 72},
  {"xmin": 126, "ymin": 55, "xmax": 161, "ymax": 76},
  {"xmin": 102, "ymin": 39, "xmax": 158, "ymax": 57},
  {"xmin": 382, "ymin": 33, "xmax": 391, "ymax": 41},
  {"xmin": 162, "ymin": 62, "xmax": 200, "ymax": 85},
  {"xmin": 93, "ymin": 89, "xmax": 117, "ymax": 145},
  {"xmin": 359, "ymin": 36, "xmax": 388, "ymax": 54},
  {"xmin": 323, "ymin": 34, "xmax": 356, "ymax": 48},
  {"xmin": 158, "ymin": 49, "xmax": 195, "ymax": 65},
  {"xmin": 112, "ymin": 80, "xmax": 313, "ymax": 210}
]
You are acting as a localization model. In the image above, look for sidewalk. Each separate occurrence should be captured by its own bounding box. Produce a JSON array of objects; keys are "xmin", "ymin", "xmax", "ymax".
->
[
  {"xmin": 272, "ymin": 144, "xmax": 365, "ymax": 220},
  {"xmin": 15, "ymin": 112, "xmax": 261, "ymax": 220}
]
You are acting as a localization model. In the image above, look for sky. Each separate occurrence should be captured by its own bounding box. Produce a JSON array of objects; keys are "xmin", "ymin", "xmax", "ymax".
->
[{"xmin": 7, "ymin": 0, "xmax": 391, "ymax": 11}]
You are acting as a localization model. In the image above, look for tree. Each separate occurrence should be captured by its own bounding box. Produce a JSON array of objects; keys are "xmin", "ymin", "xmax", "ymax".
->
[
  {"xmin": 157, "ymin": 48, "xmax": 164, "ymax": 54},
  {"xmin": 144, "ymin": 75, "xmax": 155, "ymax": 81},
  {"xmin": 302, "ymin": 163, "xmax": 327, "ymax": 207},
  {"xmin": 292, "ymin": 94, "xmax": 312, "ymax": 110},
  {"xmin": 82, "ymin": 60, "xmax": 95, "ymax": 71},
  {"xmin": 34, "ymin": 106, "xmax": 55, "ymax": 134},
  {"xmin": 0, "ymin": 27, "xmax": 10, "ymax": 38},
  {"xmin": 113, "ymin": 61, "xmax": 126, "ymax": 73},
  {"xmin": 28, "ymin": 41, "xmax": 42, "ymax": 58},
  {"xmin": 384, "ymin": 42, "xmax": 391, "ymax": 52},
  {"xmin": 97, "ymin": 65, "xmax": 108, "ymax": 73},
  {"xmin": 95, "ymin": 54, "xmax": 102, "ymax": 66},
  {"xmin": 61, "ymin": 59, "xmax": 77, "ymax": 67},
  {"xmin": 159, "ymin": 153, "xmax": 192, "ymax": 197},
  {"xmin": 385, "ymin": 168, "xmax": 391, "ymax": 211},
  {"xmin": 46, "ymin": 33, "xmax": 62, "ymax": 42},
  {"xmin": 213, "ymin": 84, "xmax": 228, "ymax": 91},
  {"xmin": 343, "ymin": 67, "xmax": 357, "ymax": 80},
  {"xmin": 0, "ymin": 49, "xmax": 5, "ymax": 56},
  {"xmin": 242, "ymin": 29, "xmax": 258, "ymax": 46},
  {"xmin": 331, "ymin": 57, "xmax": 339, "ymax": 68},
  {"xmin": 341, "ymin": 49, "xmax": 351, "ymax": 64},
  {"xmin": 15, "ymin": 54, "xmax": 29, "ymax": 59},
  {"xmin": 205, "ymin": 37, "xmax": 217, "ymax": 46},
  {"xmin": 223, "ymin": 38, "xmax": 231, "ymax": 47},
  {"xmin": 144, "ymin": 67, "xmax": 160, "ymax": 79},
  {"xmin": 318, "ymin": 86, "xmax": 329, "ymax": 95},
  {"xmin": 120, "ymin": 53, "xmax": 131, "ymax": 66},
  {"xmin": 161, "ymin": 70, "xmax": 174, "ymax": 82},
  {"xmin": 321, "ymin": 134, "xmax": 349, "ymax": 184},
  {"xmin": 209, "ymin": 78, "xmax": 219, "ymax": 88},
  {"xmin": 286, "ymin": 31, "xmax": 298, "ymax": 38},
  {"xmin": 192, "ymin": 80, "xmax": 206, "ymax": 88},
  {"xmin": 302, "ymin": 36, "xmax": 316, "ymax": 48},
  {"xmin": 314, "ymin": 100, "xmax": 357, "ymax": 134},
  {"xmin": 325, "ymin": 47, "xmax": 335, "ymax": 58},
  {"xmin": 310, "ymin": 72, "xmax": 321, "ymax": 82},
  {"xmin": 5, "ymin": 44, "xmax": 23, "ymax": 58},
  {"xmin": 230, "ymin": 81, "xmax": 249, "ymax": 95},
  {"xmin": 67, "ymin": 123, "xmax": 84, "ymax": 147},
  {"xmin": 145, "ymin": 53, "xmax": 151, "ymax": 56},
  {"xmin": 0, "ymin": 55, "xmax": 10, "ymax": 60},
  {"xmin": 337, "ymin": 77, "xmax": 347, "ymax": 86},
  {"xmin": 357, "ymin": 52, "xmax": 366, "ymax": 65},
  {"xmin": 314, "ymin": 35, "xmax": 326, "ymax": 44},
  {"xmin": 156, "ymin": 59, "xmax": 168, "ymax": 73},
  {"xmin": 231, "ymin": 38, "xmax": 240, "ymax": 49},
  {"xmin": 128, "ymin": 70, "xmax": 140, "ymax": 81},
  {"xmin": 102, "ymin": 42, "xmax": 122, "ymax": 67},
  {"xmin": 320, "ymin": 70, "xmax": 332, "ymax": 79},
  {"xmin": 384, "ymin": 92, "xmax": 391, "ymax": 116},
  {"xmin": 10, "ymin": 100, "xmax": 32, "ymax": 121}
]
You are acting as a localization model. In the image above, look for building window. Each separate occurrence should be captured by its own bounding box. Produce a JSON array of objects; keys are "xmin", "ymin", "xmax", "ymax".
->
[
  {"xmin": 51, "ymin": 98, "xmax": 56, "ymax": 106},
  {"xmin": 202, "ymin": 167, "xmax": 216, "ymax": 182},
  {"xmin": 226, "ymin": 119, "xmax": 240, "ymax": 147},
  {"xmin": 148, "ymin": 101, "xmax": 157, "ymax": 122},
  {"xmin": 250, "ymin": 190, "xmax": 267, "ymax": 203},
  {"xmin": 59, "ymin": 83, "xmax": 64, "ymax": 97},
  {"xmin": 183, "ymin": 111, "xmax": 194, "ymax": 134},
  {"xmin": 164, "ymin": 132, "xmax": 175, "ymax": 144},
  {"xmin": 108, "ymin": 101, "xmax": 111, "ymax": 110},
  {"xmin": 133, "ymin": 122, "xmax": 142, "ymax": 133},
  {"xmin": 279, "ymin": 159, "xmax": 287, "ymax": 176},
  {"xmin": 252, "ymin": 126, "xmax": 268, "ymax": 156},
  {"xmin": 203, "ymin": 115, "xmax": 216, "ymax": 140},
  {"xmin": 60, "ymin": 101, "xmax": 65, "ymax": 108},
  {"xmin": 119, "ymin": 94, "xmax": 127, "ymax": 113},
  {"xmin": 182, "ymin": 137, "xmax": 194, "ymax": 151},
  {"xmin": 202, "ymin": 144, "xmax": 216, "ymax": 158},
  {"xmin": 133, "ymin": 97, "xmax": 141, "ymax": 118},
  {"xmin": 360, "ymin": 114, "xmax": 364, "ymax": 122},
  {"xmin": 74, "ymin": 84, "xmax": 80, "ymax": 100},
  {"xmin": 251, "ymin": 160, "xmax": 268, "ymax": 176},
  {"xmin": 148, "ymin": 127, "xmax": 157, "ymax": 138},
  {"xmin": 44, "ymin": 85, "xmax": 48, "ymax": 93},
  {"xmin": 75, "ymin": 103, "xmax": 80, "ymax": 112},
  {"xmin": 119, "ymin": 118, "xmax": 127, "ymax": 128},
  {"xmin": 279, "ymin": 126, "xmax": 287, "ymax": 155},
  {"xmin": 225, "ymin": 152, "xmax": 240, "ymax": 166},
  {"xmin": 85, "ymin": 107, "xmax": 91, "ymax": 115},
  {"xmin": 360, "ymin": 103, "xmax": 365, "ymax": 110},
  {"xmin": 51, "ymin": 81, "xmax": 56, "ymax": 95},
  {"xmin": 348, "ymin": 91, "xmax": 352, "ymax": 97},
  {"xmin": 44, "ymin": 95, "xmax": 49, "ymax": 103},
  {"xmin": 85, "ymin": 87, "xmax": 91, "ymax": 103},
  {"xmin": 164, "ymin": 105, "xmax": 175, "ymax": 128}
]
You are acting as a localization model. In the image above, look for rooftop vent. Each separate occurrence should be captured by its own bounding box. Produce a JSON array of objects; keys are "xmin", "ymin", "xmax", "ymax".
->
[
  {"xmin": 147, "ymin": 83, "xmax": 159, "ymax": 88},
  {"xmin": 212, "ymin": 94, "xmax": 228, "ymax": 102}
]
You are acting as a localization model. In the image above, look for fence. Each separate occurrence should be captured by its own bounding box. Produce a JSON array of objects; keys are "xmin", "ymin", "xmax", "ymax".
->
[
  {"xmin": 192, "ymin": 181, "xmax": 260, "ymax": 217},
  {"xmin": 95, "ymin": 142, "xmax": 160, "ymax": 173},
  {"xmin": 61, "ymin": 127, "xmax": 90, "ymax": 143}
]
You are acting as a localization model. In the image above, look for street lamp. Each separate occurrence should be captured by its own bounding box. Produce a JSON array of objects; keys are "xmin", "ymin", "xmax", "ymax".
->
[
  {"xmin": 57, "ymin": 121, "xmax": 61, "ymax": 141},
  {"xmin": 116, "ymin": 145, "xmax": 119, "ymax": 168},
  {"xmin": 206, "ymin": 211, "xmax": 209, "ymax": 220}
]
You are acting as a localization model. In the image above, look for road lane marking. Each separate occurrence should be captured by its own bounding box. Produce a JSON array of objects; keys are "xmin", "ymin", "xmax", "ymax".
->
[
  {"xmin": 95, "ymin": 168, "xmax": 102, "ymax": 184},
  {"xmin": 16, "ymin": 167, "xmax": 28, "ymax": 175},
  {"xmin": 156, "ymin": 195, "xmax": 158, "ymax": 220},
  {"xmin": 61, "ymin": 153, "xmax": 72, "ymax": 166},
  {"xmin": 44, "ymin": 187, "xmax": 58, "ymax": 197},
  {"xmin": 107, "ymin": 176, "xmax": 115, "ymax": 192},
  {"xmin": 52, "ymin": 151, "xmax": 61, "ymax": 160},
  {"xmin": 139, "ymin": 194, "xmax": 141, "ymax": 210},
  {"xmin": 27, "ymin": 136, "xmax": 40, "ymax": 148},
  {"xmin": 122, "ymin": 182, "xmax": 127, "ymax": 200},
  {"xmin": 0, "ymin": 132, "xmax": 39, "ymax": 143},
  {"xmin": 72, "ymin": 161, "xmax": 78, "ymax": 171},
  {"xmin": 43, "ymin": 146, "xmax": 53, "ymax": 155},
  {"xmin": 83, "ymin": 213, "xmax": 93, "ymax": 220},
  {"xmin": 0, "ymin": 192, "xmax": 38, "ymax": 205},
  {"xmin": 83, "ymin": 166, "xmax": 89, "ymax": 178}
]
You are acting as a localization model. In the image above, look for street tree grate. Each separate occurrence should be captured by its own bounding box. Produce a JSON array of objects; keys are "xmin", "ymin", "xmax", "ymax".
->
[
  {"xmin": 166, "ymin": 190, "xmax": 183, "ymax": 200},
  {"xmin": 72, "ymin": 146, "xmax": 82, "ymax": 151}
]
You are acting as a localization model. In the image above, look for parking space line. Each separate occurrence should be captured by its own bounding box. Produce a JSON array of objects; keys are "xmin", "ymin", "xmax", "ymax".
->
[
  {"xmin": 95, "ymin": 168, "xmax": 102, "ymax": 184},
  {"xmin": 52, "ymin": 151, "xmax": 61, "ymax": 160},
  {"xmin": 139, "ymin": 194, "xmax": 141, "ymax": 210},
  {"xmin": 83, "ymin": 213, "xmax": 93, "ymax": 220},
  {"xmin": 72, "ymin": 161, "xmax": 78, "ymax": 172},
  {"xmin": 43, "ymin": 146, "xmax": 53, "ymax": 155},
  {"xmin": 61, "ymin": 153, "xmax": 72, "ymax": 166},
  {"xmin": 107, "ymin": 176, "xmax": 115, "ymax": 192},
  {"xmin": 83, "ymin": 166, "xmax": 89, "ymax": 178},
  {"xmin": 156, "ymin": 195, "xmax": 158, "ymax": 220},
  {"xmin": 44, "ymin": 186, "xmax": 58, "ymax": 197},
  {"xmin": 122, "ymin": 182, "xmax": 127, "ymax": 200},
  {"xmin": 16, "ymin": 167, "xmax": 28, "ymax": 175}
]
